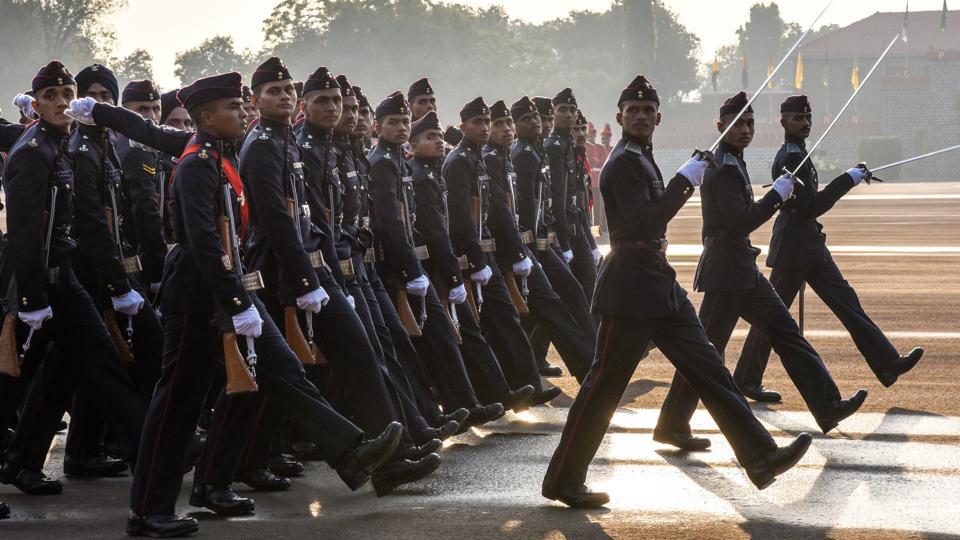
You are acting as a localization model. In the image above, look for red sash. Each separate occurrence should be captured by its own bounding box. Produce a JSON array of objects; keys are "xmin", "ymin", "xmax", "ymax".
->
[{"xmin": 178, "ymin": 142, "xmax": 249, "ymax": 239}]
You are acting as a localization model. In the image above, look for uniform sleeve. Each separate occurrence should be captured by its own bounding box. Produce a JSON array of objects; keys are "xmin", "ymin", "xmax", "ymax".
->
[
  {"xmin": 512, "ymin": 150, "xmax": 539, "ymax": 234},
  {"xmin": 412, "ymin": 176, "xmax": 462, "ymax": 290},
  {"xmin": 176, "ymin": 159, "xmax": 252, "ymax": 316},
  {"xmin": 445, "ymin": 158, "xmax": 486, "ymax": 273},
  {"xmin": 609, "ymin": 159, "xmax": 693, "ymax": 240},
  {"xmin": 122, "ymin": 148, "xmax": 166, "ymax": 283},
  {"xmin": 484, "ymin": 155, "xmax": 525, "ymax": 269},
  {"xmin": 5, "ymin": 147, "xmax": 49, "ymax": 310},
  {"xmin": 71, "ymin": 150, "xmax": 132, "ymax": 296},
  {"xmin": 299, "ymin": 152, "xmax": 343, "ymax": 290},
  {"xmin": 547, "ymin": 144, "xmax": 571, "ymax": 251},
  {"xmin": 810, "ymin": 173, "xmax": 855, "ymax": 217},
  {"xmin": 369, "ymin": 159, "xmax": 423, "ymax": 282},
  {"xmin": 242, "ymin": 141, "xmax": 320, "ymax": 299},
  {"xmin": 710, "ymin": 166, "xmax": 782, "ymax": 237},
  {"xmin": 92, "ymin": 103, "xmax": 192, "ymax": 158},
  {"xmin": 0, "ymin": 123, "xmax": 26, "ymax": 152}
]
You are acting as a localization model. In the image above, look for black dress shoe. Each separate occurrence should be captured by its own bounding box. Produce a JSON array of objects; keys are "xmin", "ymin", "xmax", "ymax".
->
[
  {"xmin": 403, "ymin": 439, "xmax": 442, "ymax": 460},
  {"xmin": 539, "ymin": 365, "xmax": 564, "ymax": 377},
  {"xmin": 127, "ymin": 513, "xmax": 199, "ymax": 537},
  {"xmin": 267, "ymin": 455, "xmax": 305, "ymax": 477},
  {"xmin": 529, "ymin": 387, "xmax": 563, "ymax": 407},
  {"xmin": 878, "ymin": 347, "xmax": 924, "ymax": 388},
  {"xmin": 738, "ymin": 384, "xmax": 783, "ymax": 403},
  {"xmin": 64, "ymin": 454, "xmax": 129, "ymax": 478},
  {"xmin": 237, "ymin": 468, "xmax": 291, "ymax": 492},
  {"xmin": 652, "ymin": 430, "xmax": 712, "ymax": 451},
  {"xmin": 459, "ymin": 403, "xmax": 506, "ymax": 433},
  {"xmin": 504, "ymin": 385, "xmax": 536, "ymax": 412},
  {"xmin": 744, "ymin": 433, "xmax": 812, "ymax": 489},
  {"xmin": 335, "ymin": 421, "xmax": 404, "ymax": 490},
  {"xmin": 434, "ymin": 420, "xmax": 461, "ymax": 440},
  {"xmin": 7, "ymin": 469, "xmax": 62, "ymax": 495},
  {"xmin": 371, "ymin": 453, "xmax": 441, "ymax": 497},
  {"xmin": 1, "ymin": 501, "xmax": 10, "ymax": 519},
  {"xmin": 438, "ymin": 408, "xmax": 470, "ymax": 427},
  {"xmin": 189, "ymin": 483, "xmax": 255, "ymax": 515},
  {"xmin": 542, "ymin": 482, "xmax": 610, "ymax": 509},
  {"xmin": 817, "ymin": 389, "xmax": 868, "ymax": 434}
]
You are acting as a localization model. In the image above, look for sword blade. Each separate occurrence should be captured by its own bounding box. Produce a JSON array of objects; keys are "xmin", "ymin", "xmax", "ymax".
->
[{"xmin": 872, "ymin": 143, "xmax": 960, "ymax": 173}]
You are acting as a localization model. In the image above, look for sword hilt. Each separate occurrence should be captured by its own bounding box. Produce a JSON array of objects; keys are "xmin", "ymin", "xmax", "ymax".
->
[
  {"xmin": 857, "ymin": 162, "xmax": 883, "ymax": 183},
  {"xmin": 691, "ymin": 148, "xmax": 718, "ymax": 168}
]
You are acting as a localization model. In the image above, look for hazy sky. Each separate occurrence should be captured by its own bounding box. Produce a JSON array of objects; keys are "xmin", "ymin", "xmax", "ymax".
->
[{"xmin": 105, "ymin": 0, "xmax": 948, "ymax": 89}]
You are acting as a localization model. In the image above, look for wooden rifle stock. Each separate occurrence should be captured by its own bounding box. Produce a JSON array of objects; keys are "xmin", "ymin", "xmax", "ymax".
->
[
  {"xmin": 103, "ymin": 309, "xmax": 134, "ymax": 364},
  {"xmin": 396, "ymin": 290, "xmax": 422, "ymax": 337},
  {"xmin": 463, "ymin": 275, "xmax": 480, "ymax": 321},
  {"xmin": 441, "ymin": 299, "xmax": 463, "ymax": 344},
  {"xmin": 0, "ymin": 314, "xmax": 21, "ymax": 377},
  {"xmin": 223, "ymin": 332, "xmax": 258, "ymax": 394},
  {"xmin": 285, "ymin": 306, "xmax": 321, "ymax": 365},
  {"xmin": 505, "ymin": 272, "xmax": 530, "ymax": 316}
]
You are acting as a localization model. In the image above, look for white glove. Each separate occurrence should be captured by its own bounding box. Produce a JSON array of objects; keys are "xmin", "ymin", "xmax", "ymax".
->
[
  {"xmin": 297, "ymin": 287, "xmax": 330, "ymax": 313},
  {"xmin": 511, "ymin": 257, "xmax": 533, "ymax": 277},
  {"xmin": 112, "ymin": 290, "xmax": 145, "ymax": 316},
  {"xmin": 591, "ymin": 248, "xmax": 602, "ymax": 266},
  {"xmin": 469, "ymin": 265, "xmax": 492, "ymax": 286},
  {"xmin": 65, "ymin": 97, "xmax": 97, "ymax": 125},
  {"xmin": 677, "ymin": 155, "xmax": 710, "ymax": 187},
  {"xmin": 18, "ymin": 307, "xmax": 53, "ymax": 331},
  {"xmin": 13, "ymin": 93, "xmax": 37, "ymax": 120},
  {"xmin": 448, "ymin": 284, "xmax": 467, "ymax": 304},
  {"xmin": 231, "ymin": 305, "xmax": 263, "ymax": 338},
  {"xmin": 149, "ymin": 282, "xmax": 162, "ymax": 295},
  {"xmin": 405, "ymin": 275, "xmax": 430, "ymax": 297},
  {"xmin": 771, "ymin": 173, "xmax": 795, "ymax": 200},
  {"xmin": 346, "ymin": 294, "xmax": 356, "ymax": 309},
  {"xmin": 847, "ymin": 166, "xmax": 869, "ymax": 186},
  {"xmin": 562, "ymin": 250, "xmax": 574, "ymax": 263}
]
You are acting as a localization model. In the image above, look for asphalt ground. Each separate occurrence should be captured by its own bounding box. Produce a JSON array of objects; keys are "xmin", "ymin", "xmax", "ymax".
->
[{"xmin": 1, "ymin": 181, "xmax": 959, "ymax": 538}]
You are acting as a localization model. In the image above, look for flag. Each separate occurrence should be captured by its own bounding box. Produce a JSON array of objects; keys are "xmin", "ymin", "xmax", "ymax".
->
[
  {"xmin": 741, "ymin": 52, "xmax": 748, "ymax": 90},
  {"xmin": 794, "ymin": 52, "xmax": 804, "ymax": 90},
  {"xmin": 711, "ymin": 54, "xmax": 719, "ymax": 94},
  {"xmin": 851, "ymin": 56, "xmax": 860, "ymax": 91},
  {"xmin": 767, "ymin": 52, "xmax": 774, "ymax": 90},
  {"xmin": 902, "ymin": 0, "xmax": 909, "ymax": 42},
  {"xmin": 822, "ymin": 52, "xmax": 830, "ymax": 87},
  {"xmin": 941, "ymin": 0, "xmax": 949, "ymax": 32}
]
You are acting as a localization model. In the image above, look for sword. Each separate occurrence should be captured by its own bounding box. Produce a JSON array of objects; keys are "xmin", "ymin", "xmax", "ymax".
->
[
  {"xmin": 695, "ymin": 0, "xmax": 835, "ymax": 167},
  {"xmin": 863, "ymin": 143, "xmax": 960, "ymax": 180}
]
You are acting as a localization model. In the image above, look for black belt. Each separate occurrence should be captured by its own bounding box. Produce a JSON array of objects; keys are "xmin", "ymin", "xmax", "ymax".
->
[{"xmin": 610, "ymin": 239, "xmax": 667, "ymax": 253}]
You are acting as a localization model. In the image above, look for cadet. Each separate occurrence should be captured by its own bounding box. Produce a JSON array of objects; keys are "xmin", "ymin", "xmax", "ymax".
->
[
  {"xmin": 481, "ymin": 99, "xmax": 584, "ymax": 400},
  {"xmin": 511, "ymin": 96, "xmax": 596, "ymax": 380},
  {"xmin": 368, "ymin": 91, "xmax": 507, "ymax": 427},
  {"xmin": 735, "ymin": 95, "xmax": 923, "ymax": 402},
  {"xmin": 407, "ymin": 77, "xmax": 437, "ymax": 122},
  {"xmin": 655, "ymin": 92, "xmax": 868, "ymax": 448},
  {"xmin": 532, "ymin": 97, "xmax": 554, "ymax": 141},
  {"xmin": 1, "ymin": 61, "xmax": 147, "ymax": 496},
  {"xmin": 573, "ymin": 111, "xmax": 603, "ymax": 272},
  {"xmin": 543, "ymin": 75, "xmax": 812, "ymax": 509}
]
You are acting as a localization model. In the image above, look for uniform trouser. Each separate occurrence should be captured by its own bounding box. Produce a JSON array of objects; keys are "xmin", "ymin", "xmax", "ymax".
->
[
  {"xmin": 131, "ymin": 296, "xmax": 362, "ymax": 516},
  {"xmin": 451, "ymin": 285, "xmax": 512, "ymax": 405},
  {"xmin": 476, "ymin": 255, "xmax": 540, "ymax": 395},
  {"xmin": 657, "ymin": 274, "xmax": 843, "ymax": 435},
  {"xmin": 367, "ymin": 263, "xmax": 444, "ymax": 425},
  {"xmin": 529, "ymin": 245, "xmax": 597, "ymax": 379},
  {"xmin": 390, "ymin": 281, "xmax": 481, "ymax": 412},
  {"xmin": 735, "ymin": 255, "xmax": 900, "ymax": 387},
  {"xmin": 519, "ymin": 247, "xmax": 594, "ymax": 382},
  {"xmin": 544, "ymin": 293, "xmax": 776, "ymax": 488},
  {"xmin": 3, "ymin": 269, "xmax": 146, "ymax": 470},
  {"xmin": 568, "ymin": 225, "xmax": 598, "ymax": 301}
]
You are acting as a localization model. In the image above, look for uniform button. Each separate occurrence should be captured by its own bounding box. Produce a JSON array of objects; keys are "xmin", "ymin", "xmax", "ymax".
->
[
  {"xmin": 233, "ymin": 297, "xmax": 242, "ymax": 306},
  {"xmin": 301, "ymin": 278, "xmax": 309, "ymax": 286},
  {"xmin": 21, "ymin": 298, "xmax": 28, "ymax": 306},
  {"xmin": 107, "ymin": 284, "xmax": 115, "ymax": 292}
]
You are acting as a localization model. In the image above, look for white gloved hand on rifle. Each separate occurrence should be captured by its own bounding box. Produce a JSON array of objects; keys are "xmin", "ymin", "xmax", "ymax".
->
[
  {"xmin": 296, "ymin": 287, "xmax": 329, "ymax": 313},
  {"xmin": 232, "ymin": 305, "xmax": 263, "ymax": 338},
  {"xmin": 562, "ymin": 250, "xmax": 574, "ymax": 264},
  {"xmin": 448, "ymin": 284, "xmax": 467, "ymax": 304},
  {"xmin": 511, "ymin": 257, "xmax": 533, "ymax": 277},
  {"xmin": 469, "ymin": 265, "xmax": 492, "ymax": 286},
  {"xmin": 112, "ymin": 290, "xmax": 145, "ymax": 316},
  {"xmin": 405, "ymin": 275, "xmax": 429, "ymax": 297},
  {"xmin": 591, "ymin": 248, "xmax": 602, "ymax": 266},
  {"xmin": 18, "ymin": 307, "xmax": 53, "ymax": 331}
]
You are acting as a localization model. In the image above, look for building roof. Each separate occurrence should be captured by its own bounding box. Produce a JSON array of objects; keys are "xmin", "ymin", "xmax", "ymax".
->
[{"xmin": 801, "ymin": 10, "xmax": 960, "ymax": 58}]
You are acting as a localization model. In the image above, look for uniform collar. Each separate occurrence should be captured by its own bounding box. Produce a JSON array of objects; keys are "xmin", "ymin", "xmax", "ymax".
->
[
  {"xmin": 718, "ymin": 140, "xmax": 745, "ymax": 160},
  {"xmin": 377, "ymin": 139, "xmax": 404, "ymax": 154},
  {"xmin": 37, "ymin": 118, "xmax": 69, "ymax": 141},
  {"xmin": 302, "ymin": 120, "xmax": 332, "ymax": 143},
  {"xmin": 195, "ymin": 129, "xmax": 236, "ymax": 154},
  {"xmin": 784, "ymin": 134, "xmax": 807, "ymax": 148},
  {"xmin": 622, "ymin": 134, "xmax": 653, "ymax": 154},
  {"xmin": 258, "ymin": 116, "xmax": 291, "ymax": 134},
  {"xmin": 458, "ymin": 137, "xmax": 483, "ymax": 154}
]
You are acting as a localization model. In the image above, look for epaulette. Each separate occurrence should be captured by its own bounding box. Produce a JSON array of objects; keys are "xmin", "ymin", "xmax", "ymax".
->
[
  {"xmin": 624, "ymin": 141, "xmax": 644, "ymax": 156},
  {"xmin": 718, "ymin": 152, "xmax": 739, "ymax": 167},
  {"xmin": 785, "ymin": 142, "xmax": 803, "ymax": 155}
]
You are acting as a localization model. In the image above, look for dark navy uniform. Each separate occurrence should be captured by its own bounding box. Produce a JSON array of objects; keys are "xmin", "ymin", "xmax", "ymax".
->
[
  {"xmin": 736, "ymin": 136, "xmax": 905, "ymax": 387},
  {"xmin": 115, "ymin": 134, "xmax": 170, "ymax": 288},
  {"xmin": 656, "ymin": 141, "xmax": 848, "ymax": 435},
  {"xmin": 544, "ymin": 134, "xmax": 779, "ymax": 493}
]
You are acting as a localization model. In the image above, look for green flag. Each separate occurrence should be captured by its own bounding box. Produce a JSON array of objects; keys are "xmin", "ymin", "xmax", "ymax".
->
[{"xmin": 942, "ymin": 0, "xmax": 949, "ymax": 32}]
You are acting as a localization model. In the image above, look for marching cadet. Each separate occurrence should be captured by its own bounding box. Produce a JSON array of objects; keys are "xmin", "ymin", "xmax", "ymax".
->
[
  {"xmin": 480, "ymin": 99, "xmax": 583, "ymax": 402},
  {"xmin": 532, "ymin": 97, "xmax": 554, "ymax": 140},
  {"xmin": 1, "ymin": 61, "xmax": 148, "ymax": 497},
  {"xmin": 368, "ymin": 90, "xmax": 507, "ymax": 428},
  {"xmin": 574, "ymin": 111, "xmax": 603, "ymax": 272},
  {"xmin": 159, "ymin": 89, "xmax": 193, "ymax": 132},
  {"xmin": 655, "ymin": 92, "xmax": 868, "ymax": 448},
  {"xmin": 442, "ymin": 97, "xmax": 540, "ymax": 410},
  {"xmin": 543, "ymin": 75, "xmax": 812, "ymax": 509},
  {"xmin": 735, "ymin": 95, "xmax": 923, "ymax": 402},
  {"xmin": 240, "ymin": 85, "xmax": 258, "ymax": 126},
  {"xmin": 407, "ymin": 77, "xmax": 437, "ymax": 122},
  {"xmin": 511, "ymin": 96, "xmax": 596, "ymax": 380},
  {"xmin": 545, "ymin": 88, "xmax": 598, "ymax": 300},
  {"xmin": 67, "ymin": 72, "xmax": 415, "ymax": 536}
]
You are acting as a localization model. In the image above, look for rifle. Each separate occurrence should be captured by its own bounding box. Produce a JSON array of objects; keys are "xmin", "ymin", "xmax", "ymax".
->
[
  {"xmin": 101, "ymin": 133, "xmax": 138, "ymax": 364},
  {"xmin": 504, "ymin": 167, "xmax": 529, "ymax": 316},
  {"xmin": 441, "ymin": 298, "xmax": 462, "ymax": 344},
  {"xmin": 216, "ymin": 141, "xmax": 259, "ymax": 394},
  {"xmin": 282, "ymin": 128, "xmax": 324, "ymax": 365},
  {"xmin": 396, "ymin": 154, "xmax": 427, "ymax": 334},
  {"xmin": 468, "ymin": 193, "xmax": 484, "ymax": 312}
]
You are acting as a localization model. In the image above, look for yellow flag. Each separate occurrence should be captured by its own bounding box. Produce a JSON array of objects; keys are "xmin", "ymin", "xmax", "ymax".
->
[
  {"xmin": 767, "ymin": 53, "xmax": 774, "ymax": 90},
  {"xmin": 794, "ymin": 52, "xmax": 804, "ymax": 90},
  {"xmin": 851, "ymin": 56, "xmax": 860, "ymax": 90}
]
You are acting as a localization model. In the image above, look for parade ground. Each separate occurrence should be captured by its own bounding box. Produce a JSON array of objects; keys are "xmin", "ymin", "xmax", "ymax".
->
[{"xmin": 2, "ymin": 180, "xmax": 958, "ymax": 538}]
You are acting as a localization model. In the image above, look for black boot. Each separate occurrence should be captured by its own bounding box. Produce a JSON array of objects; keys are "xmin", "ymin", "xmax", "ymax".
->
[
  {"xmin": 542, "ymin": 482, "xmax": 610, "ymax": 509},
  {"xmin": 503, "ymin": 385, "xmax": 536, "ymax": 413},
  {"xmin": 401, "ymin": 439, "xmax": 442, "ymax": 460},
  {"xmin": 437, "ymin": 408, "xmax": 470, "ymax": 427},
  {"xmin": 878, "ymin": 347, "xmax": 924, "ymax": 387},
  {"xmin": 737, "ymin": 384, "xmax": 782, "ymax": 403},
  {"xmin": 652, "ymin": 430, "xmax": 712, "ymax": 451},
  {"xmin": 539, "ymin": 365, "xmax": 563, "ymax": 377},
  {"xmin": 64, "ymin": 454, "xmax": 129, "ymax": 477},
  {"xmin": 188, "ymin": 483, "xmax": 255, "ymax": 515},
  {"xmin": 127, "ymin": 513, "xmax": 199, "ymax": 537},
  {"xmin": 744, "ymin": 433, "xmax": 812, "ymax": 489},
  {"xmin": 371, "ymin": 453, "xmax": 441, "ymax": 497},
  {"xmin": 267, "ymin": 455, "xmax": 305, "ymax": 477},
  {"xmin": 334, "ymin": 421, "xmax": 404, "ymax": 490},
  {"xmin": 237, "ymin": 468, "xmax": 291, "ymax": 492},
  {"xmin": 2, "ymin": 468, "xmax": 62, "ymax": 495},
  {"xmin": 459, "ymin": 403, "xmax": 505, "ymax": 433},
  {"xmin": 817, "ymin": 389, "xmax": 868, "ymax": 434},
  {"xmin": 529, "ymin": 387, "xmax": 563, "ymax": 407}
]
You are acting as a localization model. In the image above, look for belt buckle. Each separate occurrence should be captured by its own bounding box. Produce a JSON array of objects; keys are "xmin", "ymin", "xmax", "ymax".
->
[
  {"xmin": 47, "ymin": 267, "xmax": 61, "ymax": 285},
  {"xmin": 308, "ymin": 250, "xmax": 325, "ymax": 269},
  {"xmin": 479, "ymin": 238, "xmax": 497, "ymax": 252},
  {"xmin": 241, "ymin": 271, "xmax": 265, "ymax": 291},
  {"xmin": 339, "ymin": 259, "xmax": 355, "ymax": 278},
  {"xmin": 457, "ymin": 255, "xmax": 470, "ymax": 271},
  {"xmin": 122, "ymin": 255, "xmax": 143, "ymax": 274},
  {"xmin": 519, "ymin": 230, "xmax": 534, "ymax": 244},
  {"xmin": 363, "ymin": 250, "xmax": 376, "ymax": 264},
  {"xmin": 415, "ymin": 245, "xmax": 430, "ymax": 260},
  {"xmin": 591, "ymin": 225, "xmax": 601, "ymax": 238}
]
